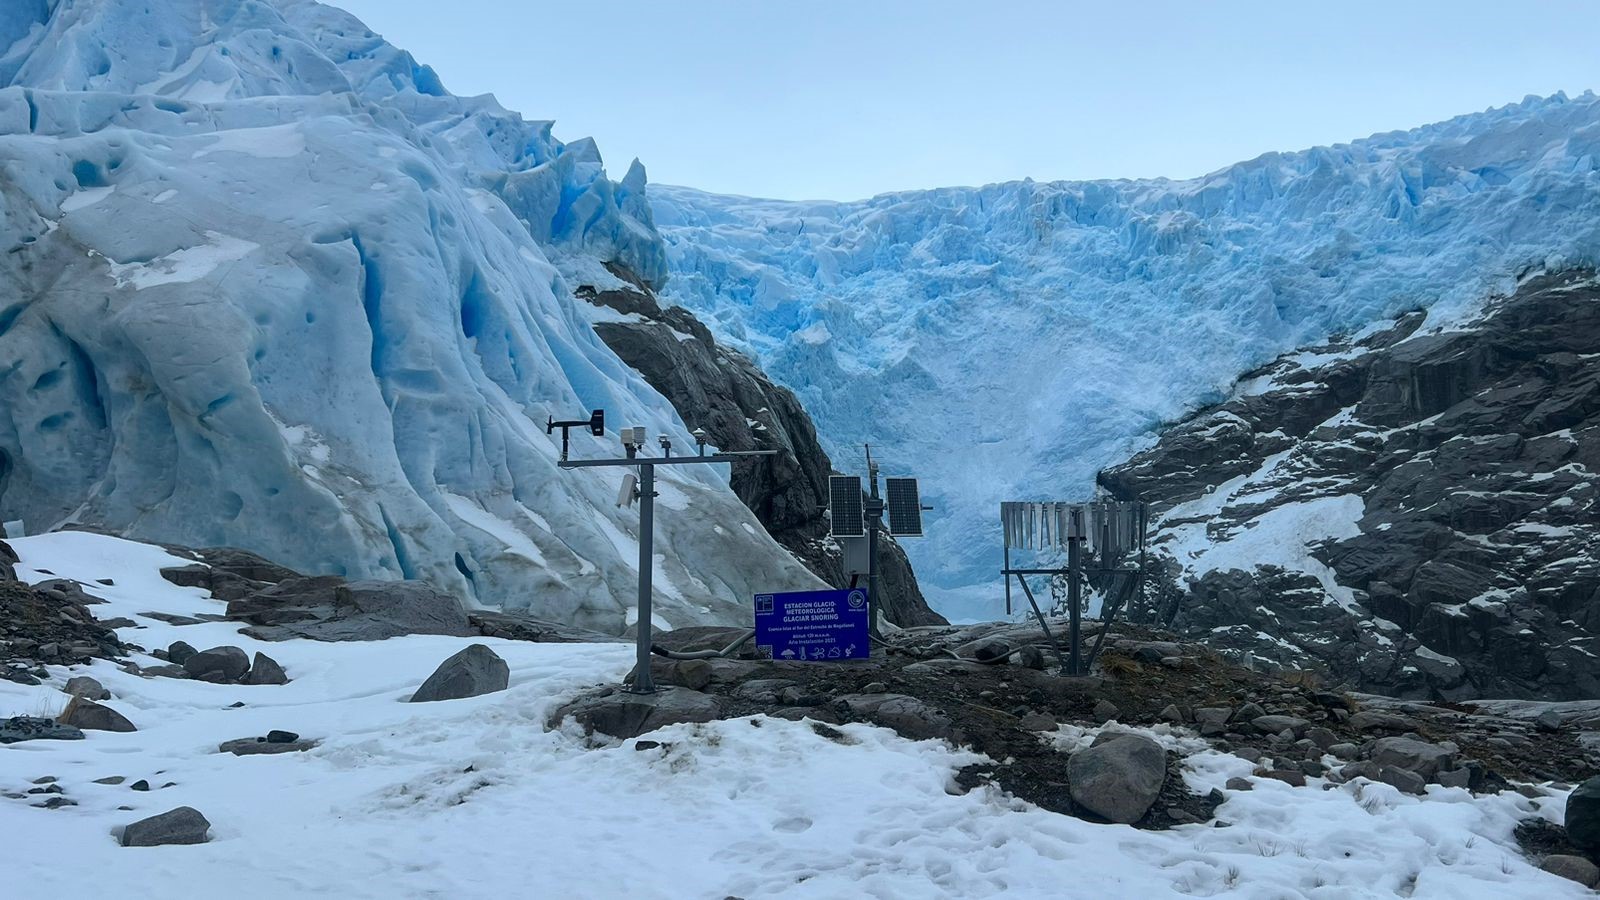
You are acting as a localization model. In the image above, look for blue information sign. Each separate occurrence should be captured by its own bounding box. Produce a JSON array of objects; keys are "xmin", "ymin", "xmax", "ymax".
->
[{"xmin": 753, "ymin": 588, "xmax": 870, "ymax": 661}]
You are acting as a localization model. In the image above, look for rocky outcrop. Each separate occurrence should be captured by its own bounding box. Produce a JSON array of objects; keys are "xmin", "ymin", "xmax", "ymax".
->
[
  {"xmin": 1100, "ymin": 271, "xmax": 1600, "ymax": 700},
  {"xmin": 579, "ymin": 267, "xmax": 944, "ymax": 627}
]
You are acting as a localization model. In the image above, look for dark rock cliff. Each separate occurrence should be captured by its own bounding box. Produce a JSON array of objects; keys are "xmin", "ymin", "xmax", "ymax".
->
[
  {"xmin": 1099, "ymin": 271, "xmax": 1600, "ymax": 700},
  {"xmin": 578, "ymin": 268, "xmax": 945, "ymax": 627}
]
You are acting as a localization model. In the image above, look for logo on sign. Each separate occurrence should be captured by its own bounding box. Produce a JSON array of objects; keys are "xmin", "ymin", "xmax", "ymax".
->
[{"xmin": 847, "ymin": 590, "xmax": 866, "ymax": 610}]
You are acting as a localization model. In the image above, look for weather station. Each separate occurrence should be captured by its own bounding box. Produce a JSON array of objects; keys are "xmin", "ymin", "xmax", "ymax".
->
[{"xmin": 553, "ymin": 411, "xmax": 776, "ymax": 693}]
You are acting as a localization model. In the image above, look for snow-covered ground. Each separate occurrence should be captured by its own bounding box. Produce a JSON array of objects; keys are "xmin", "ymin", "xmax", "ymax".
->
[{"xmin": 0, "ymin": 533, "xmax": 1584, "ymax": 898}]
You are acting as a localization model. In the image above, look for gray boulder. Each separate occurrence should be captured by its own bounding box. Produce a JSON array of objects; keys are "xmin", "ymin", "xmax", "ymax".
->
[
  {"xmin": 119, "ymin": 807, "xmax": 211, "ymax": 847},
  {"xmin": 408, "ymin": 644, "xmax": 509, "ymax": 702},
  {"xmin": 182, "ymin": 646, "xmax": 250, "ymax": 682},
  {"xmin": 1372, "ymin": 764, "xmax": 1427, "ymax": 795},
  {"xmin": 166, "ymin": 641, "xmax": 198, "ymax": 665},
  {"xmin": 1068, "ymin": 733, "xmax": 1167, "ymax": 824},
  {"xmin": 834, "ymin": 693, "xmax": 955, "ymax": 742},
  {"xmin": 219, "ymin": 736, "xmax": 317, "ymax": 755},
  {"xmin": 0, "ymin": 716, "xmax": 84, "ymax": 743},
  {"xmin": 61, "ymin": 699, "xmax": 136, "ymax": 733},
  {"xmin": 1370, "ymin": 736, "xmax": 1455, "ymax": 781},
  {"xmin": 551, "ymin": 687, "xmax": 722, "ymax": 739},
  {"xmin": 63, "ymin": 675, "xmax": 111, "ymax": 701},
  {"xmin": 1568, "ymin": 775, "xmax": 1600, "ymax": 854},
  {"xmin": 1540, "ymin": 855, "xmax": 1599, "ymax": 889},
  {"xmin": 1251, "ymin": 715, "xmax": 1309, "ymax": 737},
  {"xmin": 241, "ymin": 652, "xmax": 289, "ymax": 686}
]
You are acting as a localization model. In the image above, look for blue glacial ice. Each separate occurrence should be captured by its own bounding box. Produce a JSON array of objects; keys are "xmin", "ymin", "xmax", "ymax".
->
[
  {"xmin": 0, "ymin": 0, "xmax": 823, "ymax": 632},
  {"xmin": 653, "ymin": 92, "xmax": 1600, "ymax": 620}
]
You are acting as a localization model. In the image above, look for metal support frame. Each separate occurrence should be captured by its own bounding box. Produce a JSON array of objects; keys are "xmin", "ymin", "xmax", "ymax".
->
[
  {"xmin": 1000, "ymin": 551, "xmax": 1146, "ymax": 676},
  {"xmin": 559, "ymin": 448, "xmax": 776, "ymax": 693}
]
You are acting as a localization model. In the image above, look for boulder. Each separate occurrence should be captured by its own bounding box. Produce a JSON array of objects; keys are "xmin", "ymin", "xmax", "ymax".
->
[
  {"xmin": 63, "ymin": 675, "xmax": 111, "ymax": 701},
  {"xmin": 1068, "ymin": 733, "xmax": 1167, "ymax": 824},
  {"xmin": 119, "ymin": 807, "xmax": 211, "ymax": 847},
  {"xmin": 1251, "ymin": 715, "xmax": 1310, "ymax": 737},
  {"xmin": 834, "ymin": 693, "xmax": 954, "ymax": 742},
  {"xmin": 1346, "ymin": 710, "xmax": 1418, "ymax": 733},
  {"xmin": 1370, "ymin": 736, "xmax": 1455, "ymax": 781},
  {"xmin": 166, "ymin": 641, "xmax": 198, "ymax": 665},
  {"xmin": 408, "ymin": 644, "xmax": 509, "ymax": 702},
  {"xmin": 1092, "ymin": 699, "xmax": 1121, "ymax": 723},
  {"xmin": 1567, "ymin": 776, "xmax": 1600, "ymax": 854},
  {"xmin": 1540, "ymin": 855, "xmax": 1599, "ymax": 889},
  {"xmin": 551, "ymin": 687, "xmax": 722, "ymax": 739},
  {"xmin": 219, "ymin": 736, "xmax": 317, "ymax": 755},
  {"xmin": 1372, "ymin": 765, "xmax": 1426, "ymax": 795},
  {"xmin": 241, "ymin": 652, "xmax": 290, "ymax": 685},
  {"xmin": 182, "ymin": 646, "xmax": 250, "ymax": 682},
  {"xmin": 0, "ymin": 716, "xmax": 84, "ymax": 744},
  {"xmin": 60, "ymin": 699, "xmax": 136, "ymax": 733},
  {"xmin": 1194, "ymin": 707, "xmax": 1231, "ymax": 736}
]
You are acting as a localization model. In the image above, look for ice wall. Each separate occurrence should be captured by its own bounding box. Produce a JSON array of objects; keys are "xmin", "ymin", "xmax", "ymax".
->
[
  {"xmin": 0, "ymin": 0, "xmax": 822, "ymax": 632},
  {"xmin": 653, "ymin": 93, "xmax": 1600, "ymax": 620}
]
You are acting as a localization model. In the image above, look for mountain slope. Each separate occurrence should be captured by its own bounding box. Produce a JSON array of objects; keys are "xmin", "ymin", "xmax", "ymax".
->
[
  {"xmin": 1101, "ymin": 271, "xmax": 1600, "ymax": 700},
  {"xmin": 653, "ymin": 93, "xmax": 1600, "ymax": 619},
  {"xmin": 0, "ymin": 0, "xmax": 822, "ymax": 632}
]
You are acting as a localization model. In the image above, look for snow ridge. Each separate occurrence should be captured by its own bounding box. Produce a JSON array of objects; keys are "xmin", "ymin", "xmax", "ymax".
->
[{"xmin": 653, "ymin": 92, "xmax": 1600, "ymax": 620}]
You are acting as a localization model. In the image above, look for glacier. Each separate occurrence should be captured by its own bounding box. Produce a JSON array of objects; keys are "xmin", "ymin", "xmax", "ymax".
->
[
  {"xmin": 0, "ymin": 0, "xmax": 824, "ymax": 633},
  {"xmin": 652, "ymin": 92, "xmax": 1600, "ymax": 621}
]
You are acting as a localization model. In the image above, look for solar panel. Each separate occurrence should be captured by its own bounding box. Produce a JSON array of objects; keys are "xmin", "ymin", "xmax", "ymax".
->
[
  {"xmin": 885, "ymin": 478, "xmax": 923, "ymax": 537},
  {"xmin": 828, "ymin": 476, "xmax": 865, "ymax": 537}
]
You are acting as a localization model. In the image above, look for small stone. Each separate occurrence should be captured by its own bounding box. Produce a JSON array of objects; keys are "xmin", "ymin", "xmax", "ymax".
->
[
  {"xmin": 166, "ymin": 641, "xmax": 198, "ymax": 665},
  {"xmin": 242, "ymin": 652, "xmax": 290, "ymax": 686},
  {"xmin": 93, "ymin": 776, "xmax": 125, "ymax": 785},
  {"xmin": 31, "ymin": 776, "xmax": 57, "ymax": 784},
  {"xmin": 1068, "ymin": 733, "xmax": 1167, "ymax": 824},
  {"xmin": 182, "ymin": 646, "xmax": 251, "ymax": 682},
  {"xmin": 1159, "ymin": 704, "xmax": 1185, "ymax": 725},
  {"xmin": 1327, "ymin": 742, "xmax": 1360, "ymax": 759},
  {"xmin": 1092, "ymin": 699, "xmax": 1120, "ymax": 722},
  {"xmin": 1225, "ymin": 777, "xmax": 1254, "ymax": 791},
  {"xmin": 1233, "ymin": 702, "xmax": 1266, "ymax": 722},
  {"xmin": 1158, "ymin": 656, "xmax": 1183, "ymax": 669},
  {"xmin": 409, "ymin": 644, "xmax": 510, "ymax": 703},
  {"xmin": 1539, "ymin": 855, "xmax": 1599, "ymax": 888},
  {"xmin": 130, "ymin": 780, "xmax": 151, "ymax": 792},
  {"xmin": 60, "ymin": 699, "xmax": 137, "ymax": 733},
  {"xmin": 1374, "ymin": 765, "xmax": 1426, "ymax": 795},
  {"xmin": 860, "ymin": 682, "xmax": 889, "ymax": 694},
  {"xmin": 1258, "ymin": 769, "xmax": 1307, "ymax": 787},
  {"xmin": 1567, "ymin": 776, "xmax": 1600, "ymax": 854},
  {"xmin": 1436, "ymin": 768, "xmax": 1471, "ymax": 789},
  {"xmin": 119, "ymin": 806, "xmax": 211, "ymax": 847},
  {"xmin": 1009, "ymin": 646, "xmax": 1046, "ymax": 669},
  {"xmin": 1534, "ymin": 710, "xmax": 1563, "ymax": 732},
  {"xmin": 63, "ymin": 676, "xmax": 111, "ymax": 701},
  {"xmin": 266, "ymin": 729, "xmax": 299, "ymax": 744},
  {"xmin": 219, "ymin": 737, "xmax": 317, "ymax": 755},
  {"xmin": 1252, "ymin": 715, "xmax": 1310, "ymax": 738},
  {"xmin": 1020, "ymin": 712, "xmax": 1057, "ymax": 731},
  {"xmin": 1306, "ymin": 727, "xmax": 1337, "ymax": 750},
  {"xmin": 634, "ymin": 740, "xmax": 661, "ymax": 751}
]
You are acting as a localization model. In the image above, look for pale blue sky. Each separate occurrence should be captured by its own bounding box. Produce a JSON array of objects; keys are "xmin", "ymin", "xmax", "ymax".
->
[{"xmin": 334, "ymin": 0, "xmax": 1600, "ymax": 201}]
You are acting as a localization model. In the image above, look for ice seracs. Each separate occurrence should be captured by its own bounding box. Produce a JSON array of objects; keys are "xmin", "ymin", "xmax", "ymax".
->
[
  {"xmin": 0, "ymin": 0, "xmax": 820, "ymax": 631},
  {"xmin": 654, "ymin": 92, "xmax": 1600, "ymax": 619}
]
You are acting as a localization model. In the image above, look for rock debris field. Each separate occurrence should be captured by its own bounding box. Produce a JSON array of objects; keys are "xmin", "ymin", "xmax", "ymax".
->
[{"xmin": 1, "ymin": 531, "xmax": 1597, "ymax": 897}]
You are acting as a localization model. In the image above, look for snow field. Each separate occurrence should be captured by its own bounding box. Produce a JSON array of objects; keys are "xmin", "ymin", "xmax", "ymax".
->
[{"xmin": 0, "ymin": 533, "xmax": 1584, "ymax": 898}]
